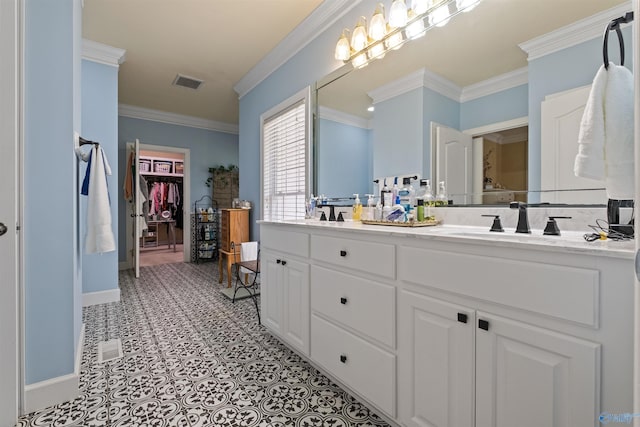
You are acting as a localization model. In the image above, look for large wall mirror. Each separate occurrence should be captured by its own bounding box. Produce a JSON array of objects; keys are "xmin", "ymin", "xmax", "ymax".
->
[{"xmin": 314, "ymin": 0, "xmax": 630, "ymax": 205}]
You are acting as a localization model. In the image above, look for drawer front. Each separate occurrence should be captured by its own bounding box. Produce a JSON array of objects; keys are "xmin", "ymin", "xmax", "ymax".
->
[
  {"xmin": 311, "ymin": 235, "xmax": 395, "ymax": 279},
  {"xmin": 311, "ymin": 315, "xmax": 395, "ymax": 417},
  {"xmin": 311, "ymin": 266, "xmax": 394, "ymax": 347},
  {"xmin": 261, "ymin": 226, "xmax": 309, "ymax": 257},
  {"xmin": 398, "ymin": 246, "xmax": 600, "ymax": 327}
]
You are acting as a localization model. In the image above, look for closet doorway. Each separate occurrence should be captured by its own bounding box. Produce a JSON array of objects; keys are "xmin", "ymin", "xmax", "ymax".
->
[{"xmin": 125, "ymin": 142, "xmax": 191, "ymax": 277}]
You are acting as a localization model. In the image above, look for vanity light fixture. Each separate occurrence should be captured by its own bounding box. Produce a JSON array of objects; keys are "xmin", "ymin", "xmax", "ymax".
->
[{"xmin": 333, "ymin": 0, "xmax": 482, "ymax": 68}]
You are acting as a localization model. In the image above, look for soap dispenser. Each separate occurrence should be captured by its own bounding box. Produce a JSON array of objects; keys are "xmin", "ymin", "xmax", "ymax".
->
[
  {"xmin": 436, "ymin": 181, "xmax": 448, "ymax": 206},
  {"xmin": 381, "ymin": 179, "xmax": 392, "ymax": 207},
  {"xmin": 365, "ymin": 194, "xmax": 375, "ymax": 220},
  {"xmin": 352, "ymin": 194, "xmax": 362, "ymax": 221}
]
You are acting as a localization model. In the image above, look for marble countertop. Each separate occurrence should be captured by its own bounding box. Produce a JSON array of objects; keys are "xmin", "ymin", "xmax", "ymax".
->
[{"xmin": 258, "ymin": 219, "xmax": 635, "ymax": 260}]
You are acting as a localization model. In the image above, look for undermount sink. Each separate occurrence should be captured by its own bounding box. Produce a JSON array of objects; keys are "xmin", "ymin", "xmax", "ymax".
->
[{"xmin": 437, "ymin": 226, "xmax": 587, "ymax": 244}]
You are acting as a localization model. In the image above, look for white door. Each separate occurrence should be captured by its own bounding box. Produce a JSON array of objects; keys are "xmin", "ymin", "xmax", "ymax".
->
[
  {"xmin": 541, "ymin": 85, "xmax": 606, "ymax": 204},
  {"xmin": 282, "ymin": 258, "xmax": 309, "ymax": 356},
  {"xmin": 398, "ymin": 291, "xmax": 475, "ymax": 427},
  {"xmin": 475, "ymin": 312, "xmax": 600, "ymax": 427},
  {"xmin": 433, "ymin": 124, "xmax": 473, "ymax": 204},
  {"xmin": 261, "ymin": 251, "xmax": 283, "ymax": 334},
  {"xmin": 0, "ymin": 0, "xmax": 20, "ymax": 423}
]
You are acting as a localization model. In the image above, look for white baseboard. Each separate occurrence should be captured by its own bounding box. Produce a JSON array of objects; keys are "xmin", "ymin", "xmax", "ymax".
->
[
  {"xmin": 118, "ymin": 261, "xmax": 131, "ymax": 271},
  {"xmin": 82, "ymin": 288, "xmax": 120, "ymax": 307},
  {"xmin": 24, "ymin": 324, "xmax": 85, "ymax": 414}
]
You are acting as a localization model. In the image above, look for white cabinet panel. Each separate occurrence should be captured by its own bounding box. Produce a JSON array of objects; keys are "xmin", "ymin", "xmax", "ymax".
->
[
  {"xmin": 261, "ymin": 251, "xmax": 283, "ymax": 335},
  {"xmin": 311, "ymin": 235, "xmax": 395, "ymax": 279},
  {"xmin": 283, "ymin": 259, "xmax": 310, "ymax": 355},
  {"xmin": 475, "ymin": 312, "xmax": 600, "ymax": 427},
  {"xmin": 399, "ymin": 291, "xmax": 474, "ymax": 427},
  {"xmin": 261, "ymin": 226, "xmax": 309, "ymax": 257}
]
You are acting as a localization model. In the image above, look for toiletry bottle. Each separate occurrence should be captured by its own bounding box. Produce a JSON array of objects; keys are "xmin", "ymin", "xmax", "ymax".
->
[
  {"xmin": 398, "ymin": 177, "xmax": 413, "ymax": 212},
  {"xmin": 381, "ymin": 179, "xmax": 392, "ymax": 207},
  {"xmin": 392, "ymin": 177, "xmax": 399, "ymax": 204},
  {"xmin": 416, "ymin": 179, "xmax": 428, "ymax": 202},
  {"xmin": 352, "ymin": 194, "xmax": 362, "ymax": 221},
  {"xmin": 417, "ymin": 199, "xmax": 425, "ymax": 221},
  {"xmin": 375, "ymin": 199, "xmax": 382, "ymax": 220},
  {"xmin": 365, "ymin": 194, "xmax": 375, "ymax": 220},
  {"xmin": 424, "ymin": 180, "xmax": 434, "ymax": 219},
  {"xmin": 436, "ymin": 181, "xmax": 448, "ymax": 206}
]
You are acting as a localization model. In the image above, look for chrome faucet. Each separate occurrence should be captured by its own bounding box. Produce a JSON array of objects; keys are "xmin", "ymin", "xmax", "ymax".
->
[{"xmin": 510, "ymin": 201, "xmax": 530, "ymax": 233}]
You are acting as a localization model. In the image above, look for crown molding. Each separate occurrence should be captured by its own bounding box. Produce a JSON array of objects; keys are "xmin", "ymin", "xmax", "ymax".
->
[
  {"xmin": 460, "ymin": 67, "xmax": 527, "ymax": 102},
  {"xmin": 234, "ymin": 0, "xmax": 362, "ymax": 99},
  {"xmin": 318, "ymin": 106, "xmax": 371, "ymax": 129},
  {"xmin": 368, "ymin": 69, "xmax": 429, "ymax": 104},
  {"xmin": 519, "ymin": 2, "xmax": 632, "ymax": 61},
  {"xmin": 422, "ymin": 68, "xmax": 463, "ymax": 101},
  {"xmin": 118, "ymin": 104, "xmax": 239, "ymax": 134},
  {"xmin": 82, "ymin": 39, "xmax": 126, "ymax": 68}
]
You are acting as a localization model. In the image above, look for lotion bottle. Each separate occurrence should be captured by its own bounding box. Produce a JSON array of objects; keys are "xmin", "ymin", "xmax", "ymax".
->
[{"xmin": 352, "ymin": 193, "xmax": 362, "ymax": 221}]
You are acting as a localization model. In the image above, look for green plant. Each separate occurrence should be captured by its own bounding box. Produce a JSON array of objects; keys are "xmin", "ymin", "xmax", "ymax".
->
[{"xmin": 206, "ymin": 164, "xmax": 238, "ymax": 187}]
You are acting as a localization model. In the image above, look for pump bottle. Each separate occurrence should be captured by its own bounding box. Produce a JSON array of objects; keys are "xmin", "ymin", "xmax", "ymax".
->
[
  {"xmin": 364, "ymin": 194, "xmax": 375, "ymax": 220},
  {"xmin": 398, "ymin": 177, "xmax": 414, "ymax": 213},
  {"xmin": 381, "ymin": 179, "xmax": 392, "ymax": 207},
  {"xmin": 436, "ymin": 181, "xmax": 448, "ymax": 206},
  {"xmin": 352, "ymin": 194, "xmax": 362, "ymax": 221}
]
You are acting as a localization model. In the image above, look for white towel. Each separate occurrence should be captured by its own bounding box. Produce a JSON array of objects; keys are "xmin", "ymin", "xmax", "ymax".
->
[
  {"xmin": 240, "ymin": 241, "xmax": 258, "ymax": 275},
  {"xmin": 85, "ymin": 146, "xmax": 116, "ymax": 254},
  {"xmin": 574, "ymin": 62, "xmax": 634, "ymax": 199}
]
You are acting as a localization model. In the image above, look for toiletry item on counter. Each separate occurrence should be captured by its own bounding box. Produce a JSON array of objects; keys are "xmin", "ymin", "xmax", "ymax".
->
[
  {"xmin": 375, "ymin": 199, "xmax": 382, "ymax": 220},
  {"xmin": 398, "ymin": 177, "xmax": 415, "ymax": 212},
  {"xmin": 417, "ymin": 199, "xmax": 425, "ymax": 221},
  {"xmin": 392, "ymin": 177, "xmax": 399, "ymax": 204},
  {"xmin": 386, "ymin": 204, "xmax": 405, "ymax": 222},
  {"xmin": 436, "ymin": 181, "xmax": 448, "ymax": 206},
  {"xmin": 365, "ymin": 194, "xmax": 375, "ymax": 220},
  {"xmin": 352, "ymin": 194, "xmax": 362, "ymax": 221},
  {"xmin": 381, "ymin": 179, "xmax": 392, "ymax": 207},
  {"xmin": 306, "ymin": 194, "xmax": 317, "ymax": 219}
]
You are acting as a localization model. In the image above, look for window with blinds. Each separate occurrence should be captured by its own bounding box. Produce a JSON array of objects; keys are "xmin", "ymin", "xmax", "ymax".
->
[{"xmin": 261, "ymin": 92, "xmax": 309, "ymax": 222}]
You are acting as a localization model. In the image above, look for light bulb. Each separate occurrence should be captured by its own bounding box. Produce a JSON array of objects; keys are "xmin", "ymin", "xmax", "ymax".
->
[
  {"xmin": 411, "ymin": 0, "xmax": 429, "ymax": 14},
  {"xmin": 368, "ymin": 3, "xmax": 387, "ymax": 41},
  {"xmin": 429, "ymin": 1, "xmax": 451, "ymax": 27},
  {"xmin": 389, "ymin": 0, "xmax": 408, "ymax": 28},
  {"xmin": 405, "ymin": 9, "xmax": 426, "ymax": 39},
  {"xmin": 385, "ymin": 30, "xmax": 404, "ymax": 50},
  {"xmin": 351, "ymin": 53, "xmax": 368, "ymax": 69},
  {"xmin": 368, "ymin": 43, "xmax": 386, "ymax": 60},
  {"xmin": 334, "ymin": 30, "xmax": 351, "ymax": 61},
  {"xmin": 456, "ymin": 0, "xmax": 481, "ymax": 12},
  {"xmin": 351, "ymin": 17, "xmax": 368, "ymax": 52}
]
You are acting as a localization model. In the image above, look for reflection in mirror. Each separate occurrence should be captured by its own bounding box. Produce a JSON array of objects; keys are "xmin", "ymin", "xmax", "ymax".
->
[{"xmin": 315, "ymin": 0, "xmax": 628, "ymax": 206}]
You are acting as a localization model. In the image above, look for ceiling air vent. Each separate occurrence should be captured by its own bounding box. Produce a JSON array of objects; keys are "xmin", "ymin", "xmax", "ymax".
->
[{"xmin": 173, "ymin": 74, "xmax": 204, "ymax": 90}]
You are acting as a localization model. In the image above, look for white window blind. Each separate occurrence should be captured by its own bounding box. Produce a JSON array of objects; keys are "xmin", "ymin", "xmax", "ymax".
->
[{"xmin": 262, "ymin": 98, "xmax": 307, "ymax": 221}]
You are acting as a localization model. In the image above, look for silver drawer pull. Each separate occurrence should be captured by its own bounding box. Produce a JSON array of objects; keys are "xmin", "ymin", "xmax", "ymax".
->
[{"xmin": 340, "ymin": 354, "xmax": 347, "ymax": 363}]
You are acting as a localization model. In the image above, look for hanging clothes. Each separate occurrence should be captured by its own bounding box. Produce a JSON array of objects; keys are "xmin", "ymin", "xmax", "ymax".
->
[
  {"xmin": 124, "ymin": 151, "xmax": 134, "ymax": 201},
  {"xmin": 78, "ymin": 145, "xmax": 116, "ymax": 254},
  {"xmin": 574, "ymin": 62, "xmax": 634, "ymax": 199}
]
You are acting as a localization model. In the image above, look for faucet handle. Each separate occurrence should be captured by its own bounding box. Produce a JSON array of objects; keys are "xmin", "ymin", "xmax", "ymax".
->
[
  {"xmin": 481, "ymin": 214, "xmax": 504, "ymax": 232},
  {"xmin": 543, "ymin": 216, "xmax": 572, "ymax": 236}
]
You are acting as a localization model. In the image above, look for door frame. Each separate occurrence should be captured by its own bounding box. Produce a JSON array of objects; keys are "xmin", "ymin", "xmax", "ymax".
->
[
  {"xmin": 0, "ymin": 0, "xmax": 23, "ymax": 421},
  {"xmin": 124, "ymin": 143, "xmax": 191, "ymax": 268}
]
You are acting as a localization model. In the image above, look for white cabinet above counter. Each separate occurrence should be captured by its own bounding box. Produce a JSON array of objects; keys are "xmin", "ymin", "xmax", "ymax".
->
[{"xmin": 259, "ymin": 220, "xmax": 634, "ymax": 427}]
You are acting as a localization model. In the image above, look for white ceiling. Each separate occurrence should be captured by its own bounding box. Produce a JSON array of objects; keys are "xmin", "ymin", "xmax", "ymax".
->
[{"xmin": 83, "ymin": 0, "xmax": 630, "ymax": 126}]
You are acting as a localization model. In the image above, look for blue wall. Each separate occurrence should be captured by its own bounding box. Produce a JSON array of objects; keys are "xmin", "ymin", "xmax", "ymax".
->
[
  {"xmin": 24, "ymin": 0, "xmax": 82, "ymax": 384},
  {"xmin": 528, "ymin": 27, "xmax": 632, "ymax": 192},
  {"xmin": 81, "ymin": 59, "xmax": 119, "ymax": 294},
  {"xmin": 117, "ymin": 117, "xmax": 239, "ymax": 261},
  {"xmin": 317, "ymin": 118, "xmax": 371, "ymax": 197},
  {"xmin": 460, "ymin": 84, "xmax": 528, "ymax": 130},
  {"xmin": 423, "ymin": 86, "xmax": 461, "ymax": 179}
]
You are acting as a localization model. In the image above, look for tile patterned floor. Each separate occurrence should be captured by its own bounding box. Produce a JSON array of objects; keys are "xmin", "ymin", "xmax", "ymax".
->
[{"xmin": 17, "ymin": 263, "xmax": 391, "ymax": 427}]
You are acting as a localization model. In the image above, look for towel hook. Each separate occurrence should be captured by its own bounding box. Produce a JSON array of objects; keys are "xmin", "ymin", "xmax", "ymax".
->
[{"xmin": 603, "ymin": 11, "xmax": 634, "ymax": 69}]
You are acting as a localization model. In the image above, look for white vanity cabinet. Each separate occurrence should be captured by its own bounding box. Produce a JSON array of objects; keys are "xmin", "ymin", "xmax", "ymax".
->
[{"xmin": 260, "ymin": 226, "xmax": 310, "ymax": 356}]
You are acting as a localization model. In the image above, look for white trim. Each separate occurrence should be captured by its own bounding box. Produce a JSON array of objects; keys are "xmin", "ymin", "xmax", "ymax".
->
[
  {"xmin": 23, "ymin": 324, "xmax": 84, "ymax": 414},
  {"xmin": 119, "ymin": 261, "xmax": 131, "ymax": 271},
  {"xmin": 82, "ymin": 289, "xmax": 120, "ymax": 307},
  {"xmin": 318, "ymin": 105, "xmax": 371, "ymax": 129},
  {"xmin": 422, "ymin": 68, "xmax": 463, "ymax": 102},
  {"xmin": 462, "ymin": 116, "xmax": 529, "ymax": 136},
  {"xmin": 460, "ymin": 67, "xmax": 528, "ymax": 102},
  {"xmin": 368, "ymin": 69, "xmax": 428, "ymax": 104},
  {"xmin": 81, "ymin": 39, "xmax": 126, "ymax": 68},
  {"xmin": 118, "ymin": 104, "xmax": 239, "ymax": 134},
  {"xmin": 234, "ymin": 0, "xmax": 362, "ymax": 98},
  {"xmin": 519, "ymin": 2, "xmax": 632, "ymax": 61}
]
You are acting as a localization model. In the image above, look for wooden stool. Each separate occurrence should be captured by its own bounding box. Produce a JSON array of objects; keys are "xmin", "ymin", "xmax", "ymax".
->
[{"xmin": 218, "ymin": 248, "xmax": 240, "ymax": 288}]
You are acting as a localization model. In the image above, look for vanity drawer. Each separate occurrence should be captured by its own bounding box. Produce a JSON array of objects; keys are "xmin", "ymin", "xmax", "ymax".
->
[
  {"xmin": 261, "ymin": 226, "xmax": 309, "ymax": 258},
  {"xmin": 398, "ymin": 246, "xmax": 600, "ymax": 327},
  {"xmin": 311, "ymin": 314, "xmax": 395, "ymax": 417},
  {"xmin": 311, "ymin": 266, "xmax": 394, "ymax": 347},
  {"xmin": 310, "ymin": 235, "xmax": 395, "ymax": 279}
]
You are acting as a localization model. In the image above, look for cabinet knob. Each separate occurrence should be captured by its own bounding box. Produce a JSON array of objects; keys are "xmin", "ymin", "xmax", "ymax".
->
[
  {"xmin": 457, "ymin": 313, "xmax": 468, "ymax": 324},
  {"xmin": 340, "ymin": 354, "xmax": 347, "ymax": 363},
  {"xmin": 340, "ymin": 297, "xmax": 347, "ymax": 305},
  {"xmin": 478, "ymin": 319, "xmax": 489, "ymax": 331},
  {"xmin": 281, "ymin": 260, "xmax": 287, "ymax": 266},
  {"xmin": 340, "ymin": 250, "xmax": 347, "ymax": 257},
  {"xmin": 276, "ymin": 259, "xmax": 281, "ymax": 264}
]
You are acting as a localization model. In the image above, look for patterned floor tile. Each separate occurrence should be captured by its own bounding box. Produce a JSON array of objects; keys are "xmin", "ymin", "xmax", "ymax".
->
[{"xmin": 16, "ymin": 262, "xmax": 391, "ymax": 427}]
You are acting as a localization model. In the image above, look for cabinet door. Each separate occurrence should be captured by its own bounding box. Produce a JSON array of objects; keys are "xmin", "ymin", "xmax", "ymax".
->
[
  {"xmin": 282, "ymin": 258, "xmax": 310, "ymax": 356},
  {"xmin": 475, "ymin": 312, "xmax": 600, "ymax": 427},
  {"xmin": 398, "ymin": 291, "xmax": 475, "ymax": 427},
  {"xmin": 260, "ymin": 251, "xmax": 283, "ymax": 335}
]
